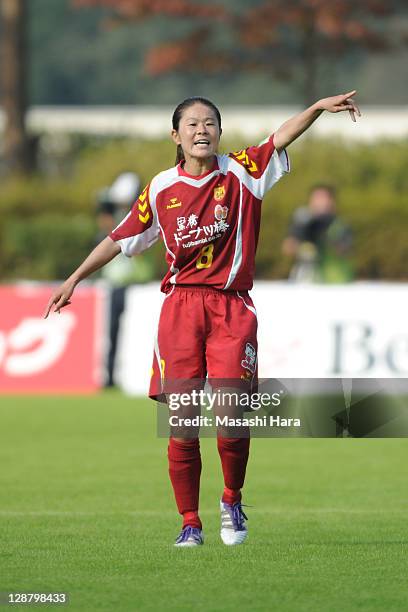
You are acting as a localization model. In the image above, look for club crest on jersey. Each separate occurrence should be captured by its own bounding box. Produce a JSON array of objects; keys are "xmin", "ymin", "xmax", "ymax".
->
[
  {"xmin": 214, "ymin": 204, "xmax": 228, "ymax": 221},
  {"xmin": 241, "ymin": 343, "xmax": 257, "ymax": 374},
  {"xmin": 214, "ymin": 185, "xmax": 226, "ymax": 201},
  {"xmin": 167, "ymin": 197, "xmax": 182, "ymax": 209}
]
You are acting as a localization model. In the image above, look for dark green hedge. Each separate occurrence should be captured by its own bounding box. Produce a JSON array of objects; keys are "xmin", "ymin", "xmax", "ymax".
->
[{"xmin": 1, "ymin": 137, "xmax": 407, "ymax": 281}]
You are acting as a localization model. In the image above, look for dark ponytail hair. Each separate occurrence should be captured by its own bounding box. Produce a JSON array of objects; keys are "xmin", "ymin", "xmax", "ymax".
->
[
  {"xmin": 172, "ymin": 97, "xmax": 222, "ymax": 165},
  {"xmin": 175, "ymin": 144, "xmax": 184, "ymax": 165}
]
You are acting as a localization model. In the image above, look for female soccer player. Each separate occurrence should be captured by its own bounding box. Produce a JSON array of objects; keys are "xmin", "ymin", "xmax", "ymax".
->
[{"xmin": 44, "ymin": 92, "xmax": 360, "ymax": 547}]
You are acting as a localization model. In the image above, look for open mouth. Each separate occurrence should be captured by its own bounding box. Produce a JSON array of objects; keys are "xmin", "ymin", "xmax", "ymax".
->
[{"xmin": 194, "ymin": 140, "xmax": 210, "ymax": 146}]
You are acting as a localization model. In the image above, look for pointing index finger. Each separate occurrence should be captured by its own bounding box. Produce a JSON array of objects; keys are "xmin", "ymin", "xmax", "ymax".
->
[
  {"xmin": 43, "ymin": 297, "xmax": 55, "ymax": 319},
  {"xmin": 346, "ymin": 96, "xmax": 361, "ymax": 122}
]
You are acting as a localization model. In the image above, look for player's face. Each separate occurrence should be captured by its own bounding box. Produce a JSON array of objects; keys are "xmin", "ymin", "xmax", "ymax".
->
[
  {"xmin": 172, "ymin": 103, "xmax": 221, "ymax": 161},
  {"xmin": 308, "ymin": 189, "xmax": 336, "ymax": 215}
]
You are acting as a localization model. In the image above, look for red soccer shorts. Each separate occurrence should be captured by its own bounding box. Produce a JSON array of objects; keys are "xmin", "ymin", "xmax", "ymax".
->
[{"xmin": 149, "ymin": 286, "xmax": 258, "ymax": 402}]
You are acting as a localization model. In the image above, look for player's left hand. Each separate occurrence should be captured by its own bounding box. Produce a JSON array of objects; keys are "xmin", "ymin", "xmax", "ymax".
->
[
  {"xmin": 317, "ymin": 91, "xmax": 361, "ymax": 122},
  {"xmin": 43, "ymin": 279, "xmax": 75, "ymax": 318}
]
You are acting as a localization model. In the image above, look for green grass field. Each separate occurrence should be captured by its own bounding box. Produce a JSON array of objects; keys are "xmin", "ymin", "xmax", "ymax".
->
[{"xmin": 1, "ymin": 392, "xmax": 407, "ymax": 611}]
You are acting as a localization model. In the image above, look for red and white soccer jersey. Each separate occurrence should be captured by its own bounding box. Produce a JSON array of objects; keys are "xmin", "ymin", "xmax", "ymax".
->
[{"xmin": 109, "ymin": 135, "xmax": 289, "ymax": 293}]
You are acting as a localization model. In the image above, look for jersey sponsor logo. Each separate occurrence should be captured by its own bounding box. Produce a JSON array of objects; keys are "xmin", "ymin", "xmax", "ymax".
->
[
  {"xmin": 174, "ymin": 212, "xmax": 229, "ymax": 248},
  {"xmin": 177, "ymin": 214, "xmax": 199, "ymax": 231},
  {"xmin": 214, "ymin": 185, "xmax": 226, "ymax": 201},
  {"xmin": 230, "ymin": 149, "xmax": 258, "ymax": 174},
  {"xmin": 167, "ymin": 197, "xmax": 182, "ymax": 209},
  {"xmin": 214, "ymin": 204, "xmax": 228, "ymax": 221},
  {"xmin": 241, "ymin": 342, "xmax": 257, "ymax": 374},
  {"xmin": 137, "ymin": 187, "xmax": 150, "ymax": 223}
]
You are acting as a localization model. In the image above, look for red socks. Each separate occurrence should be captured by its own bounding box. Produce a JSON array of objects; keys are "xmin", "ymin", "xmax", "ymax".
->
[
  {"xmin": 217, "ymin": 437, "xmax": 250, "ymax": 505},
  {"xmin": 168, "ymin": 438, "xmax": 202, "ymax": 529},
  {"xmin": 167, "ymin": 436, "xmax": 250, "ymax": 528},
  {"xmin": 222, "ymin": 487, "xmax": 242, "ymax": 506}
]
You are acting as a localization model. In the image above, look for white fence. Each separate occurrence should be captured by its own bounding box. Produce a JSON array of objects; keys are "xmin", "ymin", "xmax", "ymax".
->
[{"xmin": 1, "ymin": 106, "xmax": 408, "ymax": 141}]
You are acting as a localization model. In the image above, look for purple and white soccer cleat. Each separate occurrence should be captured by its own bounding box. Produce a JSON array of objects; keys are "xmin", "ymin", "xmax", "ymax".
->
[
  {"xmin": 174, "ymin": 525, "xmax": 204, "ymax": 547},
  {"xmin": 220, "ymin": 501, "xmax": 248, "ymax": 545}
]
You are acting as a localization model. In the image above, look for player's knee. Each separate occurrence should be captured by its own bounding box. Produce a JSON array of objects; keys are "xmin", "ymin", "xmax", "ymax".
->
[{"xmin": 170, "ymin": 435, "xmax": 199, "ymax": 443}]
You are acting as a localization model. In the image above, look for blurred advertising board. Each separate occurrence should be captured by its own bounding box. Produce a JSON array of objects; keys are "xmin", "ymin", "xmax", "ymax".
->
[
  {"xmin": 2, "ymin": 282, "xmax": 406, "ymax": 396},
  {"xmin": 118, "ymin": 282, "xmax": 408, "ymax": 396},
  {"xmin": 254, "ymin": 282, "xmax": 408, "ymax": 379},
  {"xmin": 0, "ymin": 284, "xmax": 104, "ymax": 394}
]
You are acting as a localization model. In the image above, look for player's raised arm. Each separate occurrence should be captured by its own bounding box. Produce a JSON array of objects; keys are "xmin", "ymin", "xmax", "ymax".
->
[
  {"xmin": 43, "ymin": 236, "xmax": 121, "ymax": 318},
  {"xmin": 273, "ymin": 91, "xmax": 361, "ymax": 151}
]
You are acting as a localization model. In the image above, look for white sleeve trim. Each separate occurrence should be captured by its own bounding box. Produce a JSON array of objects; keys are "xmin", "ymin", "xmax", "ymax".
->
[
  {"xmin": 115, "ymin": 181, "xmax": 160, "ymax": 257},
  {"xmin": 228, "ymin": 147, "xmax": 290, "ymax": 199}
]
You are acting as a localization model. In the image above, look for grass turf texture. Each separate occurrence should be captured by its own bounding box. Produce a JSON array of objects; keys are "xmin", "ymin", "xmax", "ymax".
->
[{"xmin": 0, "ymin": 392, "xmax": 407, "ymax": 611}]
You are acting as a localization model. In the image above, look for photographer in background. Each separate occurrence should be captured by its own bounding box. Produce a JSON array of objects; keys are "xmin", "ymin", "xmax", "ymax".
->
[
  {"xmin": 282, "ymin": 184, "xmax": 354, "ymax": 283},
  {"xmin": 95, "ymin": 173, "xmax": 155, "ymax": 387}
]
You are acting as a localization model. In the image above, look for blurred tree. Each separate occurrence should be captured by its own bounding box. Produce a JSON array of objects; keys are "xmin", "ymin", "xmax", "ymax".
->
[
  {"xmin": 75, "ymin": 0, "xmax": 407, "ymax": 105},
  {"xmin": 71, "ymin": 0, "xmax": 228, "ymax": 73},
  {"xmin": 232, "ymin": 0, "xmax": 407, "ymax": 105},
  {"xmin": 0, "ymin": 0, "xmax": 31, "ymax": 173},
  {"xmin": 147, "ymin": 0, "xmax": 408, "ymax": 105},
  {"xmin": 72, "ymin": 0, "xmax": 225, "ymax": 21}
]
